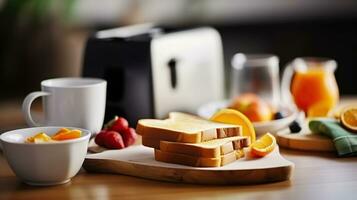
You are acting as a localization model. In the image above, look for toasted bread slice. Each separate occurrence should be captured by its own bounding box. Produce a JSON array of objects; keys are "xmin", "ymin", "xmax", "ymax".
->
[
  {"xmin": 154, "ymin": 149, "xmax": 245, "ymax": 167},
  {"xmin": 137, "ymin": 112, "xmax": 242, "ymax": 144},
  {"xmin": 142, "ymin": 136, "xmax": 250, "ymax": 155},
  {"xmin": 159, "ymin": 136, "xmax": 249, "ymax": 157}
]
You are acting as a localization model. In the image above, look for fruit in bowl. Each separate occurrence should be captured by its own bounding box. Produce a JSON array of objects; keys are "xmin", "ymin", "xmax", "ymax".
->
[
  {"xmin": 198, "ymin": 99, "xmax": 298, "ymax": 137},
  {"xmin": 0, "ymin": 127, "xmax": 91, "ymax": 186},
  {"xmin": 228, "ymin": 93, "xmax": 273, "ymax": 122},
  {"xmin": 25, "ymin": 128, "xmax": 82, "ymax": 143}
]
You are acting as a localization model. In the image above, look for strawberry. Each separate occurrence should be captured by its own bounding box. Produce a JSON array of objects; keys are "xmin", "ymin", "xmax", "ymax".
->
[
  {"xmin": 121, "ymin": 127, "xmax": 137, "ymax": 147},
  {"xmin": 96, "ymin": 116, "xmax": 132, "ymax": 149},
  {"xmin": 103, "ymin": 131, "xmax": 125, "ymax": 149},
  {"xmin": 94, "ymin": 130, "xmax": 107, "ymax": 146},
  {"xmin": 104, "ymin": 116, "xmax": 129, "ymax": 133}
]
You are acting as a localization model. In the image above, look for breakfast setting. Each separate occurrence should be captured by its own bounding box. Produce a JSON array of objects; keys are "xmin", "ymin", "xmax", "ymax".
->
[{"xmin": 0, "ymin": 1, "xmax": 357, "ymax": 200}]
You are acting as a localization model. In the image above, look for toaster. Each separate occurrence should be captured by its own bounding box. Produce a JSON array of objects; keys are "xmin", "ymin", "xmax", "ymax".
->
[{"xmin": 82, "ymin": 24, "xmax": 224, "ymax": 125}]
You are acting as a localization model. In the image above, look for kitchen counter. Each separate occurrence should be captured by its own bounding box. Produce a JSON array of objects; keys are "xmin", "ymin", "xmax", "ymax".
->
[{"xmin": 1, "ymin": 147, "xmax": 357, "ymax": 200}]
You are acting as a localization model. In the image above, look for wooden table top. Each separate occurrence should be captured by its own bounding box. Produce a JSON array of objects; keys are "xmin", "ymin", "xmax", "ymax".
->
[
  {"xmin": 1, "ymin": 98, "xmax": 357, "ymax": 200},
  {"xmin": 1, "ymin": 147, "xmax": 357, "ymax": 200}
]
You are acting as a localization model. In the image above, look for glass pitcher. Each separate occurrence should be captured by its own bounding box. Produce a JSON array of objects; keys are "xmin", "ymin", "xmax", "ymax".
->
[{"xmin": 281, "ymin": 57, "xmax": 339, "ymax": 116}]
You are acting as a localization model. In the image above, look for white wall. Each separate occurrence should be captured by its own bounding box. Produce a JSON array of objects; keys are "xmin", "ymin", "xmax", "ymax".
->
[{"xmin": 71, "ymin": 0, "xmax": 357, "ymax": 26}]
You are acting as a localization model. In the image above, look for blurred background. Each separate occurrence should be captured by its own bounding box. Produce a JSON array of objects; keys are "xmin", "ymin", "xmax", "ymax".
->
[{"xmin": 1, "ymin": 0, "xmax": 357, "ymax": 129}]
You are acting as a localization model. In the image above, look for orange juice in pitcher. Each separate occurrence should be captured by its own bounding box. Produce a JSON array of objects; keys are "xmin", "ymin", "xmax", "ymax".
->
[{"xmin": 282, "ymin": 58, "xmax": 339, "ymax": 116}]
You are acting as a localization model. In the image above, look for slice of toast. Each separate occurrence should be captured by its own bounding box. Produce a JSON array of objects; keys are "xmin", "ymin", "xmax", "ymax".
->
[
  {"xmin": 159, "ymin": 136, "xmax": 249, "ymax": 157},
  {"xmin": 142, "ymin": 136, "xmax": 250, "ymax": 155},
  {"xmin": 154, "ymin": 149, "xmax": 245, "ymax": 167},
  {"xmin": 137, "ymin": 112, "xmax": 242, "ymax": 144}
]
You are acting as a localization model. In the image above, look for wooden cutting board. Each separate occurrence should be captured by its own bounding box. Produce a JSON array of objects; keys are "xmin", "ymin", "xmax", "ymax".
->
[
  {"xmin": 276, "ymin": 122, "xmax": 335, "ymax": 152},
  {"xmin": 276, "ymin": 99, "xmax": 357, "ymax": 152},
  {"xmin": 83, "ymin": 145, "xmax": 294, "ymax": 185}
]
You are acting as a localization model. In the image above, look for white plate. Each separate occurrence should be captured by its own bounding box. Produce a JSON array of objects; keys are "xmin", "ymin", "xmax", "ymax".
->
[{"xmin": 197, "ymin": 100, "xmax": 298, "ymax": 136}]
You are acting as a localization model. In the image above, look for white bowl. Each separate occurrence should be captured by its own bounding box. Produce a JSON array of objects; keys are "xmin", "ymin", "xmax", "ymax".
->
[
  {"xmin": 197, "ymin": 100, "xmax": 298, "ymax": 136},
  {"xmin": 0, "ymin": 127, "xmax": 90, "ymax": 186}
]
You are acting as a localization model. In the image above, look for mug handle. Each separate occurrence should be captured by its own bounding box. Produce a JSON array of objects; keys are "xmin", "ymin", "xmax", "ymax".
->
[{"xmin": 22, "ymin": 91, "xmax": 51, "ymax": 127}]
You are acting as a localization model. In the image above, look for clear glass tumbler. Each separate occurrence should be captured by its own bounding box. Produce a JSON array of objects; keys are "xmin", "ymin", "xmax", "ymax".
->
[{"xmin": 230, "ymin": 54, "xmax": 280, "ymax": 107}]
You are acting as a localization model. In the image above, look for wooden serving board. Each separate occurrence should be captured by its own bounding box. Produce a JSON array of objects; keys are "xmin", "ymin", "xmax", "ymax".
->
[
  {"xmin": 276, "ymin": 122, "xmax": 335, "ymax": 152},
  {"xmin": 83, "ymin": 145, "xmax": 294, "ymax": 185},
  {"xmin": 276, "ymin": 99, "xmax": 357, "ymax": 152}
]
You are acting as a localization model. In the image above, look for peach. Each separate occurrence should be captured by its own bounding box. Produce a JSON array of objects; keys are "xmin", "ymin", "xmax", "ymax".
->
[{"xmin": 229, "ymin": 93, "xmax": 272, "ymax": 122}]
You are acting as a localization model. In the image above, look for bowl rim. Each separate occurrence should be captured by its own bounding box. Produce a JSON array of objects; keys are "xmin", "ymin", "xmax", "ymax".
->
[
  {"xmin": 0, "ymin": 126, "xmax": 91, "ymax": 146},
  {"xmin": 197, "ymin": 100, "xmax": 298, "ymax": 125},
  {"xmin": 253, "ymin": 110, "xmax": 298, "ymax": 127}
]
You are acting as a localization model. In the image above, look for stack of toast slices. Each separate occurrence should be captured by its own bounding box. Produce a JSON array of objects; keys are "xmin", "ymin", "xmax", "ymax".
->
[{"xmin": 136, "ymin": 112, "xmax": 250, "ymax": 167}]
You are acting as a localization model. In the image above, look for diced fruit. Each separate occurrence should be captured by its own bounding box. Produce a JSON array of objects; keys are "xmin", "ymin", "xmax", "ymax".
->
[
  {"xmin": 228, "ymin": 93, "xmax": 273, "ymax": 122},
  {"xmin": 210, "ymin": 108, "xmax": 256, "ymax": 143},
  {"xmin": 26, "ymin": 135, "xmax": 36, "ymax": 143},
  {"xmin": 26, "ymin": 128, "xmax": 81, "ymax": 143},
  {"xmin": 121, "ymin": 127, "xmax": 137, "ymax": 147},
  {"xmin": 53, "ymin": 128, "xmax": 70, "ymax": 136},
  {"xmin": 250, "ymin": 133, "xmax": 276, "ymax": 157},
  {"xmin": 51, "ymin": 128, "xmax": 70, "ymax": 139},
  {"xmin": 105, "ymin": 116, "xmax": 129, "ymax": 133},
  {"xmin": 340, "ymin": 105, "xmax": 357, "ymax": 132},
  {"xmin": 289, "ymin": 121, "xmax": 302, "ymax": 133},
  {"xmin": 274, "ymin": 112, "xmax": 284, "ymax": 120},
  {"xmin": 52, "ymin": 130, "xmax": 81, "ymax": 141},
  {"xmin": 307, "ymin": 102, "xmax": 332, "ymax": 117},
  {"xmin": 103, "ymin": 131, "xmax": 125, "ymax": 149},
  {"xmin": 26, "ymin": 133, "xmax": 53, "ymax": 143}
]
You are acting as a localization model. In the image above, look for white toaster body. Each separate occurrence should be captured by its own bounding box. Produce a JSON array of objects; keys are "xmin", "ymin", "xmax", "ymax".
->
[{"xmin": 150, "ymin": 28, "xmax": 224, "ymax": 118}]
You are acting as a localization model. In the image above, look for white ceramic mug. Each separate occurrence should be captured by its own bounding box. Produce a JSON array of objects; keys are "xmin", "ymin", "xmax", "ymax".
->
[{"xmin": 22, "ymin": 78, "xmax": 107, "ymax": 134}]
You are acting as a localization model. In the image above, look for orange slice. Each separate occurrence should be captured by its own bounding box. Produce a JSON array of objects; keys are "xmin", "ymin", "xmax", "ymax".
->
[
  {"xmin": 210, "ymin": 108, "xmax": 256, "ymax": 143},
  {"xmin": 53, "ymin": 128, "xmax": 70, "ymax": 136},
  {"xmin": 340, "ymin": 105, "xmax": 357, "ymax": 132},
  {"xmin": 52, "ymin": 130, "xmax": 82, "ymax": 141},
  {"xmin": 52, "ymin": 128, "xmax": 70, "ymax": 140},
  {"xmin": 250, "ymin": 133, "xmax": 276, "ymax": 157},
  {"xmin": 307, "ymin": 102, "xmax": 333, "ymax": 117}
]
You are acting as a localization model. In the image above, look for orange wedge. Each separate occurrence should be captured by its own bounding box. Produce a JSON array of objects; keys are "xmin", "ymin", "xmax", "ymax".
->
[
  {"xmin": 210, "ymin": 108, "xmax": 256, "ymax": 143},
  {"xmin": 307, "ymin": 102, "xmax": 333, "ymax": 117},
  {"xmin": 340, "ymin": 105, "xmax": 357, "ymax": 132},
  {"xmin": 53, "ymin": 128, "xmax": 70, "ymax": 136},
  {"xmin": 52, "ymin": 128, "xmax": 70, "ymax": 140},
  {"xmin": 52, "ymin": 130, "xmax": 82, "ymax": 141},
  {"xmin": 250, "ymin": 133, "xmax": 276, "ymax": 157}
]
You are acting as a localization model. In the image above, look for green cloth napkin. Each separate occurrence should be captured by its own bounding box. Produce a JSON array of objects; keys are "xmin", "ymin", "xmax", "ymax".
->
[{"xmin": 309, "ymin": 119, "xmax": 357, "ymax": 157}]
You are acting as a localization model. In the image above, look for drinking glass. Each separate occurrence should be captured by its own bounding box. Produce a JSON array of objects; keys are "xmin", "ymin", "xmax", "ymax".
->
[{"xmin": 230, "ymin": 54, "xmax": 280, "ymax": 107}]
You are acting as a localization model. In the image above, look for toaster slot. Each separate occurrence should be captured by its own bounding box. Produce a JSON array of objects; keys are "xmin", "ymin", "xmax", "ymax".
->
[{"xmin": 168, "ymin": 58, "xmax": 178, "ymax": 89}]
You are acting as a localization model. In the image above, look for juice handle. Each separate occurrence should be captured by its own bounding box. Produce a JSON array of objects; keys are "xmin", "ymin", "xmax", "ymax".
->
[{"xmin": 281, "ymin": 62, "xmax": 297, "ymax": 110}]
